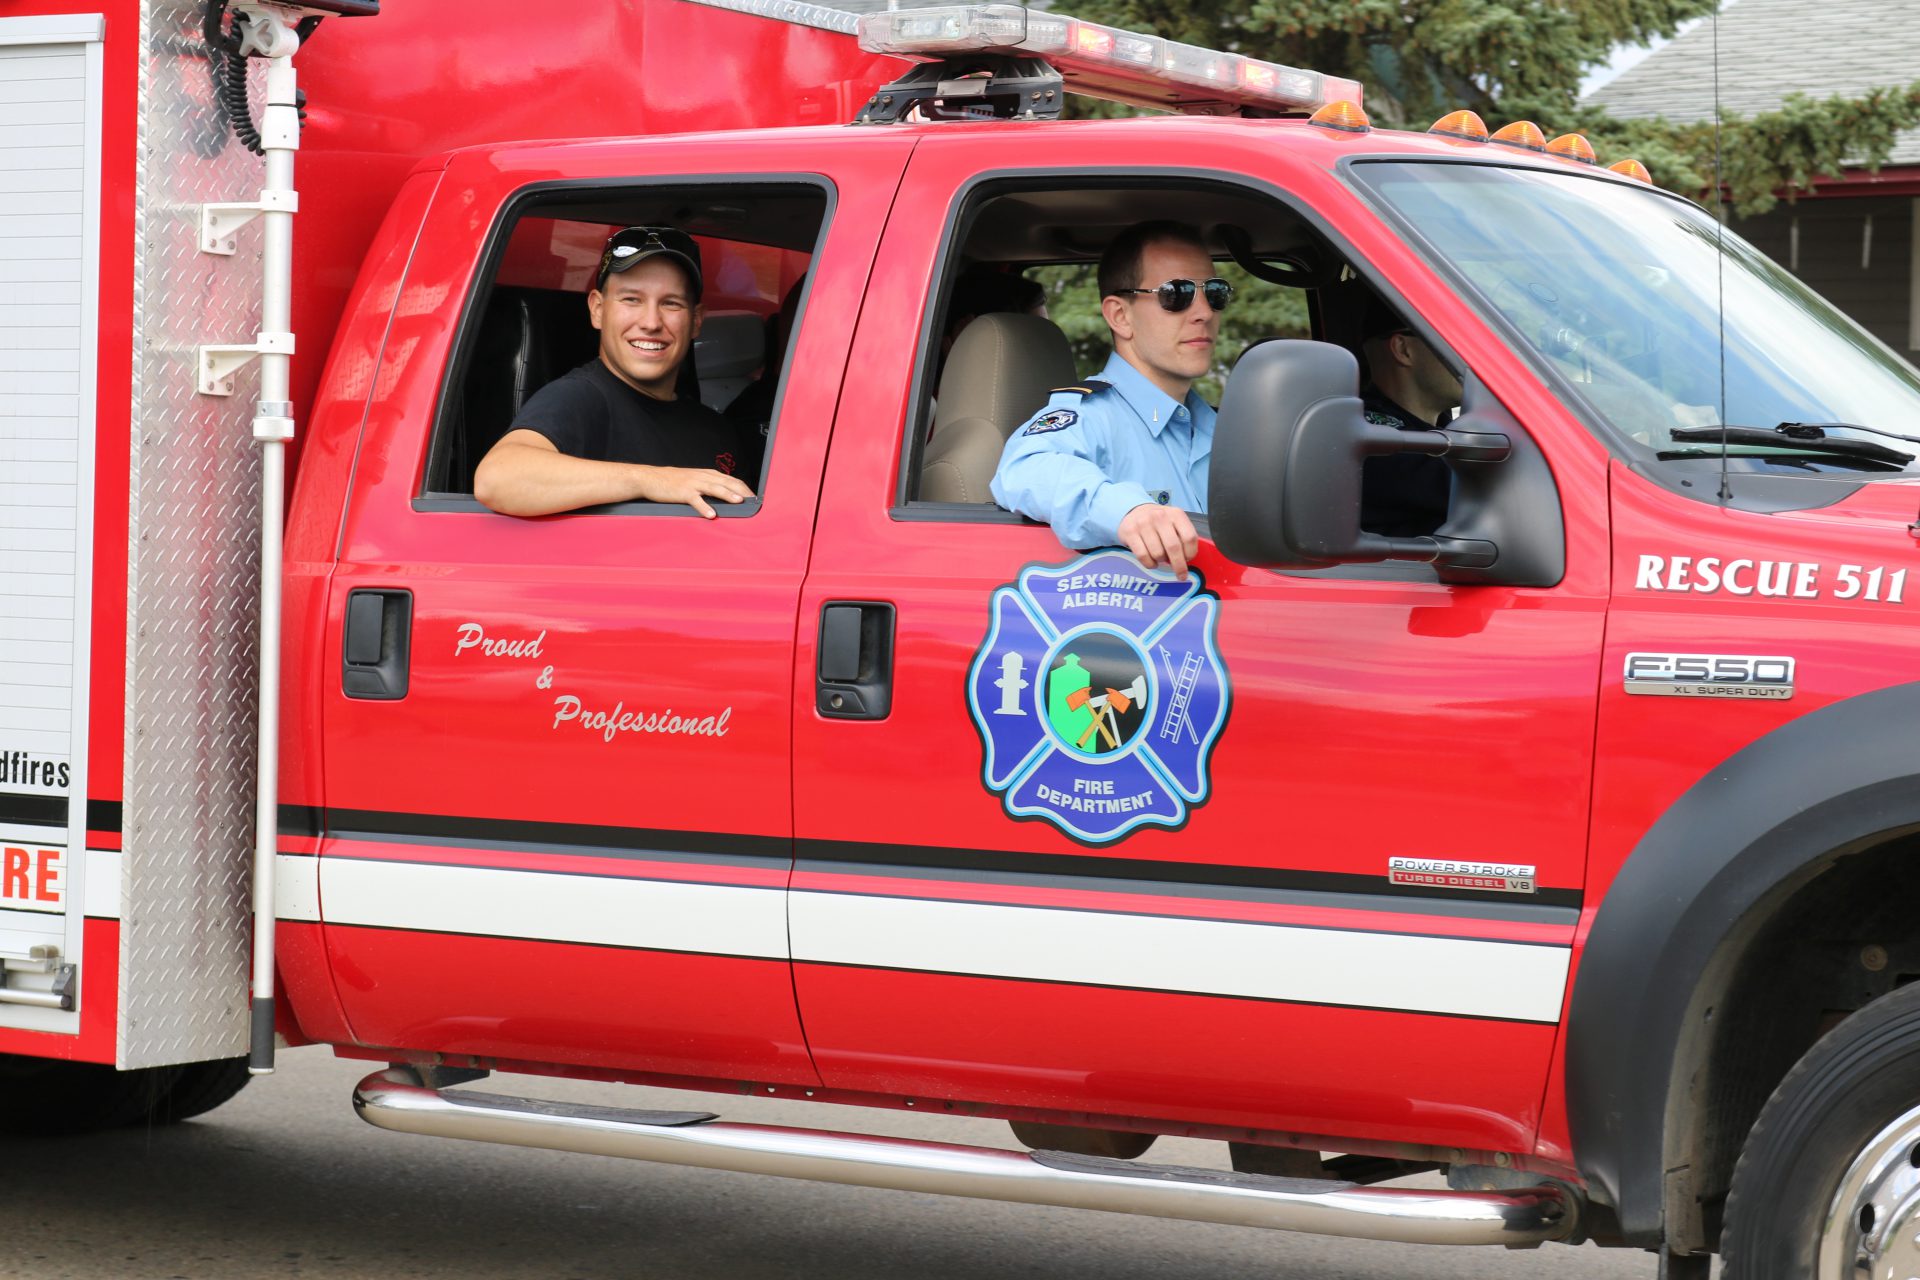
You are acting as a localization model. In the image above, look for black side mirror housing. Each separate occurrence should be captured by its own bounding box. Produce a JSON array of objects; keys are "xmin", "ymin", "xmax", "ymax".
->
[{"xmin": 1209, "ymin": 340, "xmax": 1565, "ymax": 588}]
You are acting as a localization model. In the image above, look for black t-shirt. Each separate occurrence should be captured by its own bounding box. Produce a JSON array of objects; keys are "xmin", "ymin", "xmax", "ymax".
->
[
  {"xmin": 1359, "ymin": 388, "xmax": 1452, "ymax": 538},
  {"xmin": 512, "ymin": 359, "xmax": 750, "ymax": 479}
]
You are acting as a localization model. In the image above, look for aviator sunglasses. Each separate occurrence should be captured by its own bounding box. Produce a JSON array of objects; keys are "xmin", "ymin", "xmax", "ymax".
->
[{"xmin": 1112, "ymin": 277, "xmax": 1235, "ymax": 313}]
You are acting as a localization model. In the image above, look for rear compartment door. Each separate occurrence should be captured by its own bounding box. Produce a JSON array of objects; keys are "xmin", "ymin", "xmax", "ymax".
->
[
  {"xmin": 0, "ymin": 17, "xmax": 104, "ymax": 1033},
  {"xmin": 310, "ymin": 136, "xmax": 914, "ymax": 1084}
]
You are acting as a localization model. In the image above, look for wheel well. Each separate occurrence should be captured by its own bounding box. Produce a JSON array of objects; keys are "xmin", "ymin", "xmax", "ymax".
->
[{"xmin": 1666, "ymin": 832, "xmax": 1920, "ymax": 1251}]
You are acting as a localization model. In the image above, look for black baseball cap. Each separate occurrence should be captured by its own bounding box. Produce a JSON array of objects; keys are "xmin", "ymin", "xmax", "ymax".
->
[
  {"xmin": 596, "ymin": 225, "xmax": 704, "ymax": 301},
  {"xmin": 1360, "ymin": 293, "xmax": 1411, "ymax": 342}
]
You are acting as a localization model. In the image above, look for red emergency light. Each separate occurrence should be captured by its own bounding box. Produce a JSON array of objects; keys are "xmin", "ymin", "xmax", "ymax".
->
[{"xmin": 677, "ymin": 0, "xmax": 1360, "ymax": 118}]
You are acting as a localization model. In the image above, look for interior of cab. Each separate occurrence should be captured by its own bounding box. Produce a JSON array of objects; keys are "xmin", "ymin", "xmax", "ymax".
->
[
  {"xmin": 425, "ymin": 180, "xmax": 1443, "ymax": 521},
  {"xmin": 905, "ymin": 180, "xmax": 1401, "ymax": 510},
  {"xmin": 424, "ymin": 184, "xmax": 827, "ymax": 500}
]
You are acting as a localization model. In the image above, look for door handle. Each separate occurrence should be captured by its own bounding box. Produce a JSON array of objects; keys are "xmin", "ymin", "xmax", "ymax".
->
[
  {"xmin": 342, "ymin": 588, "xmax": 413, "ymax": 700},
  {"xmin": 816, "ymin": 601, "xmax": 895, "ymax": 720}
]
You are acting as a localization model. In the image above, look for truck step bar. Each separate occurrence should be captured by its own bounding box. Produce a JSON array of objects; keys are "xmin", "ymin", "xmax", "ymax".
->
[{"xmin": 352, "ymin": 1069, "xmax": 1572, "ymax": 1247}]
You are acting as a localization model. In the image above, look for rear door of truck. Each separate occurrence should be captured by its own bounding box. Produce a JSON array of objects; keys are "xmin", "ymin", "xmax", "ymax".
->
[{"xmin": 308, "ymin": 131, "xmax": 914, "ymax": 1082}]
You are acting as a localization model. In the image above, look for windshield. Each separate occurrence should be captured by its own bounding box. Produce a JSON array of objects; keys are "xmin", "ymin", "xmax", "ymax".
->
[{"xmin": 1352, "ymin": 160, "xmax": 1920, "ymax": 480}]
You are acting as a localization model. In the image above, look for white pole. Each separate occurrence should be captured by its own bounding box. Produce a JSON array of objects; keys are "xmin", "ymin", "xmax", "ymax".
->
[{"xmin": 248, "ymin": 40, "xmax": 300, "ymax": 1075}]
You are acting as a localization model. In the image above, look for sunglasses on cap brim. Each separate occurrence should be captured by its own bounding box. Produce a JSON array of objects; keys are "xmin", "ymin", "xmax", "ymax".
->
[
  {"xmin": 1112, "ymin": 277, "xmax": 1235, "ymax": 313},
  {"xmin": 598, "ymin": 225, "xmax": 702, "ymax": 284}
]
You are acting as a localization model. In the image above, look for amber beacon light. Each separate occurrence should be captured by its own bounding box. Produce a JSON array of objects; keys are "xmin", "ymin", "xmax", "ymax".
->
[
  {"xmin": 1428, "ymin": 110, "xmax": 1489, "ymax": 141},
  {"xmin": 1309, "ymin": 99, "xmax": 1371, "ymax": 133},
  {"xmin": 1490, "ymin": 120, "xmax": 1547, "ymax": 151},
  {"xmin": 1546, "ymin": 133, "xmax": 1597, "ymax": 164}
]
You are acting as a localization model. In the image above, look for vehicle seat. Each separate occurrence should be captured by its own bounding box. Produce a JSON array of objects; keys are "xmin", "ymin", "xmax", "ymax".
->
[
  {"xmin": 692, "ymin": 311, "xmax": 765, "ymax": 412},
  {"xmin": 448, "ymin": 286, "xmax": 598, "ymax": 493},
  {"xmin": 921, "ymin": 312, "xmax": 1076, "ymax": 504}
]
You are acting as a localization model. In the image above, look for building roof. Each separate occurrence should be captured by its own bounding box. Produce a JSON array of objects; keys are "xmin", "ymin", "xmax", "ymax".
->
[{"xmin": 1584, "ymin": 0, "xmax": 1920, "ymax": 167}]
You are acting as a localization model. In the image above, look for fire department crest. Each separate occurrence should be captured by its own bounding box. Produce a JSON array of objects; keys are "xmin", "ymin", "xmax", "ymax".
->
[{"xmin": 966, "ymin": 551, "xmax": 1229, "ymax": 844}]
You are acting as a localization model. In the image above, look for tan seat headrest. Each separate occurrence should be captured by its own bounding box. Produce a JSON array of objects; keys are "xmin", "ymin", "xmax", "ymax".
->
[{"xmin": 933, "ymin": 312, "xmax": 1077, "ymax": 443}]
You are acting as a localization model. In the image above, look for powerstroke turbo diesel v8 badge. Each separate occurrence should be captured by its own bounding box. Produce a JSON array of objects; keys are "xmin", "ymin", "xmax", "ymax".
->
[{"xmin": 966, "ymin": 551, "xmax": 1229, "ymax": 844}]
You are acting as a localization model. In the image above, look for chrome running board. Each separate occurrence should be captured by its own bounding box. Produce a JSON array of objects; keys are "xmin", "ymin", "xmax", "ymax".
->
[{"xmin": 353, "ymin": 1069, "xmax": 1571, "ymax": 1247}]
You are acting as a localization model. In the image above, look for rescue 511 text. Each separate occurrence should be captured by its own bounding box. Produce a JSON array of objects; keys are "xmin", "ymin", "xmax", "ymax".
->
[{"xmin": 1635, "ymin": 555, "xmax": 1908, "ymax": 603}]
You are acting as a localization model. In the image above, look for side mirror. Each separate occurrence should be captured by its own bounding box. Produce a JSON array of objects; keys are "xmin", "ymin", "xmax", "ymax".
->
[{"xmin": 1209, "ymin": 341, "xmax": 1520, "ymax": 575}]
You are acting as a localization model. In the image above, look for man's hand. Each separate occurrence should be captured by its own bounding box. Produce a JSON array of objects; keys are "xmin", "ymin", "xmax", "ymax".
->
[
  {"xmin": 631, "ymin": 466, "xmax": 755, "ymax": 519},
  {"xmin": 1118, "ymin": 503, "xmax": 1199, "ymax": 578}
]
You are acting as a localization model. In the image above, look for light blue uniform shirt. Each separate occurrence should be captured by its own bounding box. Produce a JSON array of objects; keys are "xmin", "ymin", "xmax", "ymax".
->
[{"xmin": 990, "ymin": 352, "xmax": 1216, "ymax": 550}]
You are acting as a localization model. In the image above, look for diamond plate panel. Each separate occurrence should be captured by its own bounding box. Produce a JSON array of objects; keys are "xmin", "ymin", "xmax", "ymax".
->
[{"xmin": 119, "ymin": 2, "xmax": 269, "ymax": 1068}]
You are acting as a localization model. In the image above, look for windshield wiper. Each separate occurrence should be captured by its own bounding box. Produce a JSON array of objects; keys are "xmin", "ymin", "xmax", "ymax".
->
[
  {"xmin": 1777, "ymin": 420, "xmax": 1920, "ymax": 448},
  {"xmin": 1655, "ymin": 447, "xmax": 1904, "ymax": 473},
  {"xmin": 1669, "ymin": 425, "xmax": 1915, "ymax": 466}
]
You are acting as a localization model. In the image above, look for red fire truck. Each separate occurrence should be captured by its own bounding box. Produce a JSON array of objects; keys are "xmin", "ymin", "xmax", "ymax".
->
[{"xmin": 5, "ymin": 1, "xmax": 1920, "ymax": 1274}]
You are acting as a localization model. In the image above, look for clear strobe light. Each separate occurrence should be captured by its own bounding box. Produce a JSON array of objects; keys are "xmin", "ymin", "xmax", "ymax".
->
[{"xmin": 857, "ymin": 4, "xmax": 1361, "ymax": 115}]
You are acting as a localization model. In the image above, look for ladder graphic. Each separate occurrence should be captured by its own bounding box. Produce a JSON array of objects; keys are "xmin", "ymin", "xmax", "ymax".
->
[{"xmin": 1158, "ymin": 646, "xmax": 1202, "ymax": 746}]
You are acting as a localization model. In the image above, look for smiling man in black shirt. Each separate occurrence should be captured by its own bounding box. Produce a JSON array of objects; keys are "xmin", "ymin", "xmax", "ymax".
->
[{"xmin": 475, "ymin": 225, "xmax": 756, "ymax": 518}]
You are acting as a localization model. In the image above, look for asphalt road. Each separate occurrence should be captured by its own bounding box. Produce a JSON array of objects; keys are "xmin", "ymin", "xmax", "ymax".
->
[{"xmin": 1, "ymin": 1049, "xmax": 1679, "ymax": 1279}]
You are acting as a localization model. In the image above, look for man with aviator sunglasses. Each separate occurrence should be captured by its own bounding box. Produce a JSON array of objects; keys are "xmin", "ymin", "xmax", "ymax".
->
[
  {"xmin": 991, "ymin": 221, "xmax": 1227, "ymax": 579},
  {"xmin": 475, "ymin": 225, "xmax": 756, "ymax": 518}
]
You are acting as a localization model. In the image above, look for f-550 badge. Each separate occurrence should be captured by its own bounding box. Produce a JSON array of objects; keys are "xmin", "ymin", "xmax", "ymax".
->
[
  {"xmin": 966, "ymin": 551, "xmax": 1229, "ymax": 844},
  {"xmin": 1623, "ymin": 652, "xmax": 1796, "ymax": 700}
]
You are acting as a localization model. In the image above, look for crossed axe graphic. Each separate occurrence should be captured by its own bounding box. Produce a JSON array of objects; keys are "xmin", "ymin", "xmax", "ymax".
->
[{"xmin": 1065, "ymin": 675, "xmax": 1148, "ymax": 750}]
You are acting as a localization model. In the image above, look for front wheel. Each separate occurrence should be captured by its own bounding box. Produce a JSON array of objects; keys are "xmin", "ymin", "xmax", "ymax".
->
[{"xmin": 1722, "ymin": 981, "xmax": 1920, "ymax": 1277}]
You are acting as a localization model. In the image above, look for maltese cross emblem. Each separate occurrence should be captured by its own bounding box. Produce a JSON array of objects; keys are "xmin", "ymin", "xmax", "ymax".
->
[{"xmin": 966, "ymin": 551, "xmax": 1230, "ymax": 844}]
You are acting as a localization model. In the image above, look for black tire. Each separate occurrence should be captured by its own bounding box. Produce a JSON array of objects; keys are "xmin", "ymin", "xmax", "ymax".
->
[
  {"xmin": 142, "ymin": 1056, "xmax": 251, "ymax": 1125},
  {"xmin": 0, "ymin": 1055, "xmax": 166, "ymax": 1135},
  {"xmin": 0, "ymin": 1054, "xmax": 250, "ymax": 1136},
  {"xmin": 1721, "ymin": 980, "xmax": 1920, "ymax": 1277}
]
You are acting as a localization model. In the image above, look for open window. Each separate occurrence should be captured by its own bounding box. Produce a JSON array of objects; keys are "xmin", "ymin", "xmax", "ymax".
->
[
  {"xmin": 897, "ymin": 178, "xmax": 1333, "ymax": 517},
  {"xmin": 420, "ymin": 181, "xmax": 830, "ymax": 512},
  {"xmin": 896, "ymin": 176, "xmax": 1487, "ymax": 569}
]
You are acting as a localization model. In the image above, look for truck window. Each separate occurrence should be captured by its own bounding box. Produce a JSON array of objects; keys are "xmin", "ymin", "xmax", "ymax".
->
[
  {"xmin": 902, "ymin": 180, "xmax": 1316, "ymax": 515},
  {"xmin": 420, "ymin": 183, "xmax": 829, "ymax": 510},
  {"xmin": 1352, "ymin": 161, "xmax": 1920, "ymax": 485}
]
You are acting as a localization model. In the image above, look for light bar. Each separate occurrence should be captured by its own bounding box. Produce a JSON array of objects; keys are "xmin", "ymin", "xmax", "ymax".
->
[
  {"xmin": 856, "ymin": 3, "xmax": 1362, "ymax": 116},
  {"xmin": 677, "ymin": 0, "xmax": 860, "ymax": 35}
]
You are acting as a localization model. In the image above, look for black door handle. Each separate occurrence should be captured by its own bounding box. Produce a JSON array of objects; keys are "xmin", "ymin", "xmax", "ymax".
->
[
  {"xmin": 342, "ymin": 588, "xmax": 413, "ymax": 700},
  {"xmin": 816, "ymin": 601, "xmax": 895, "ymax": 720}
]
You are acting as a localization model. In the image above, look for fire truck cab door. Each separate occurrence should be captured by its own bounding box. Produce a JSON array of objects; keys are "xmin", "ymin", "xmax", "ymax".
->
[
  {"xmin": 789, "ymin": 133, "xmax": 1609, "ymax": 1153},
  {"xmin": 310, "ymin": 136, "xmax": 913, "ymax": 1084}
]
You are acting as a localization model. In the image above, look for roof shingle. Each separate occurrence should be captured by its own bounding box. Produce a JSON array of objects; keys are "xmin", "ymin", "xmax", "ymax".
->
[{"xmin": 1585, "ymin": 0, "xmax": 1920, "ymax": 166}]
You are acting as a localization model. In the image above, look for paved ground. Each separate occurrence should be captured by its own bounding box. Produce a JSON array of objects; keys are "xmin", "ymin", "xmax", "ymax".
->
[{"xmin": 0, "ymin": 1049, "xmax": 1681, "ymax": 1279}]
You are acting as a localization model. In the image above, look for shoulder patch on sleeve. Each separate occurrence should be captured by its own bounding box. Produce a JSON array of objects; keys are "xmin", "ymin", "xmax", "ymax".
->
[{"xmin": 1025, "ymin": 408, "xmax": 1080, "ymax": 435}]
